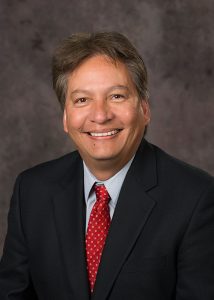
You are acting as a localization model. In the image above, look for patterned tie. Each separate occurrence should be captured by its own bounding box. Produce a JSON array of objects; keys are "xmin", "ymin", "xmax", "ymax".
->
[{"xmin": 85, "ymin": 184, "xmax": 111, "ymax": 292}]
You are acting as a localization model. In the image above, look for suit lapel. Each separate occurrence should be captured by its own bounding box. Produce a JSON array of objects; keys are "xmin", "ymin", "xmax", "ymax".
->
[
  {"xmin": 92, "ymin": 140, "xmax": 157, "ymax": 300},
  {"xmin": 52, "ymin": 155, "xmax": 90, "ymax": 300}
]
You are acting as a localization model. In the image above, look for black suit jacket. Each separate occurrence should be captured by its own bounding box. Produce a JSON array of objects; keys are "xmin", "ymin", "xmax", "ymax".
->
[{"xmin": 0, "ymin": 140, "xmax": 214, "ymax": 300}]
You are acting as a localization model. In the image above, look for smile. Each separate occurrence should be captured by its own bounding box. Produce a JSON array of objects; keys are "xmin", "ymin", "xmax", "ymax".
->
[{"xmin": 88, "ymin": 129, "xmax": 121, "ymax": 137}]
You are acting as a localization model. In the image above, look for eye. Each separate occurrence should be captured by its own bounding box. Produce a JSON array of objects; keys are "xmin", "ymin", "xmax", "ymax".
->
[
  {"xmin": 77, "ymin": 97, "xmax": 87, "ymax": 103},
  {"xmin": 111, "ymin": 94, "xmax": 125, "ymax": 101},
  {"xmin": 74, "ymin": 97, "xmax": 88, "ymax": 106}
]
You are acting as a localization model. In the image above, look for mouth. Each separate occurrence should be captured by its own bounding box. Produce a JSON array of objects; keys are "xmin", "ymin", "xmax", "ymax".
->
[{"xmin": 87, "ymin": 129, "xmax": 122, "ymax": 137}]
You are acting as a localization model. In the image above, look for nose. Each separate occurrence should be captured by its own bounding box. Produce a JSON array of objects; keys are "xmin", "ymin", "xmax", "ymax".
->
[{"xmin": 90, "ymin": 100, "xmax": 113, "ymax": 124}]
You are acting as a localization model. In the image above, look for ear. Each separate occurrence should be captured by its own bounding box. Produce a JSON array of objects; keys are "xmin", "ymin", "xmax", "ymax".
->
[
  {"xmin": 141, "ymin": 100, "xmax": 151, "ymax": 125},
  {"xmin": 63, "ymin": 109, "xmax": 68, "ymax": 133}
]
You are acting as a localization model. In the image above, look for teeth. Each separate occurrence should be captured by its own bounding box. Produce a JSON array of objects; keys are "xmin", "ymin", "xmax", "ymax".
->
[{"xmin": 90, "ymin": 130, "xmax": 119, "ymax": 137}]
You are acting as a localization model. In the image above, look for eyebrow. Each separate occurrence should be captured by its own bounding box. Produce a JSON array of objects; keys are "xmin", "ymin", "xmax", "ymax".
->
[{"xmin": 70, "ymin": 85, "xmax": 130, "ymax": 96}]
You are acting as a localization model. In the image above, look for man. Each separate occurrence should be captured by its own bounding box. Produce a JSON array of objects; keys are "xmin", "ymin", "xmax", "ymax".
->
[{"xmin": 0, "ymin": 32, "xmax": 213, "ymax": 300}]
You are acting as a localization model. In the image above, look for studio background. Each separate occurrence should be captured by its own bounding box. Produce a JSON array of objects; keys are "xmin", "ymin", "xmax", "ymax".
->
[{"xmin": 0, "ymin": 0, "xmax": 213, "ymax": 255}]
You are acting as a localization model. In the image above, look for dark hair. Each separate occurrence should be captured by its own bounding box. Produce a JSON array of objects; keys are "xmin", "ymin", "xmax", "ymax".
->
[{"xmin": 52, "ymin": 31, "xmax": 149, "ymax": 109}]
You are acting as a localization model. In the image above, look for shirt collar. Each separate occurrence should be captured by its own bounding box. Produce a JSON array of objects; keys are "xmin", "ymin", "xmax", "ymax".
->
[{"xmin": 83, "ymin": 156, "xmax": 135, "ymax": 208}]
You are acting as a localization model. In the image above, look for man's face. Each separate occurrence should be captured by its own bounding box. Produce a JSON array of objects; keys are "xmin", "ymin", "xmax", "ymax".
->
[{"xmin": 63, "ymin": 55, "xmax": 150, "ymax": 171}]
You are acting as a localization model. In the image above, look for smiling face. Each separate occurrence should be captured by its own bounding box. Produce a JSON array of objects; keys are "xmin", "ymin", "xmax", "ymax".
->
[{"xmin": 63, "ymin": 55, "xmax": 150, "ymax": 179}]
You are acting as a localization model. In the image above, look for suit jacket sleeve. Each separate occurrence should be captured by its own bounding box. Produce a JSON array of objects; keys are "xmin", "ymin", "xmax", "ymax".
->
[
  {"xmin": 0, "ymin": 175, "xmax": 37, "ymax": 299},
  {"xmin": 176, "ymin": 180, "xmax": 214, "ymax": 299}
]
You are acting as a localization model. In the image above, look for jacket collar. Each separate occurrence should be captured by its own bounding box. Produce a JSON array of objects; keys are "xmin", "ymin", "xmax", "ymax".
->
[
  {"xmin": 52, "ymin": 155, "xmax": 90, "ymax": 299},
  {"xmin": 52, "ymin": 139, "xmax": 157, "ymax": 300},
  {"xmin": 92, "ymin": 139, "xmax": 158, "ymax": 299}
]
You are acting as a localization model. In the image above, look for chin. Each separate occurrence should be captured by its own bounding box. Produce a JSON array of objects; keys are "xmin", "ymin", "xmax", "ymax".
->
[
  {"xmin": 90, "ymin": 155, "xmax": 116, "ymax": 161},
  {"xmin": 88, "ymin": 151, "xmax": 121, "ymax": 162}
]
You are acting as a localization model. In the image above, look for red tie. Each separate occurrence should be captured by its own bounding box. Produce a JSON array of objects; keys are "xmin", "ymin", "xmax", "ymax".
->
[{"xmin": 85, "ymin": 184, "xmax": 111, "ymax": 292}]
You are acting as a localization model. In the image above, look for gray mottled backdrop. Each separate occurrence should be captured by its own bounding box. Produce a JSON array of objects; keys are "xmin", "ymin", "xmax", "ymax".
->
[{"xmin": 0, "ymin": 0, "xmax": 214, "ymax": 255}]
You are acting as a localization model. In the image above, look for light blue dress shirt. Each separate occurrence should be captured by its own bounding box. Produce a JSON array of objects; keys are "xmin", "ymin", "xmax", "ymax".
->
[{"xmin": 83, "ymin": 157, "xmax": 134, "ymax": 231}]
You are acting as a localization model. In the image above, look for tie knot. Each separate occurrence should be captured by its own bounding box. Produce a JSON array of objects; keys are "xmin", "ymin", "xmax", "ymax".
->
[{"xmin": 94, "ymin": 184, "xmax": 110, "ymax": 204}]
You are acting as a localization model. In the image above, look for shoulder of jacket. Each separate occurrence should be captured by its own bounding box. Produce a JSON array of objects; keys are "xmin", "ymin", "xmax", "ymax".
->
[{"xmin": 17, "ymin": 150, "xmax": 81, "ymax": 183}]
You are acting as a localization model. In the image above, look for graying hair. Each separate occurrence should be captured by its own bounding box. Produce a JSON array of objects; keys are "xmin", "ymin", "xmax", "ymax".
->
[{"xmin": 52, "ymin": 31, "xmax": 149, "ymax": 110}]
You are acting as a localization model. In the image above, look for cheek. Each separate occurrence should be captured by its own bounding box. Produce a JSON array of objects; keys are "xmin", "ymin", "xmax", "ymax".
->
[
  {"xmin": 120, "ymin": 107, "xmax": 142, "ymax": 127},
  {"xmin": 66, "ymin": 111, "xmax": 87, "ymax": 131}
]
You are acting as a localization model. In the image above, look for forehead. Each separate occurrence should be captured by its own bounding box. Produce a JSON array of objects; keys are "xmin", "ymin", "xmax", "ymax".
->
[{"xmin": 67, "ymin": 55, "xmax": 135, "ymax": 90}]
